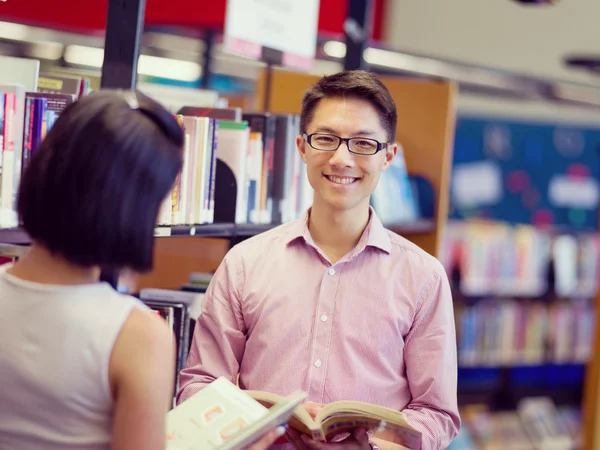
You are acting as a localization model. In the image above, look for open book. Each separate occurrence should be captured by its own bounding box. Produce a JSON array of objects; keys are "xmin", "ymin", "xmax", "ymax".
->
[
  {"xmin": 166, "ymin": 377, "xmax": 306, "ymax": 450},
  {"xmin": 245, "ymin": 390, "xmax": 422, "ymax": 450}
]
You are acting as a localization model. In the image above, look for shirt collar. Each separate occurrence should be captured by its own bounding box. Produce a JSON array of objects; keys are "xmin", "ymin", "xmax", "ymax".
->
[{"xmin": 285, "ymin": 206, "xmax": 391, "ymax": 254}]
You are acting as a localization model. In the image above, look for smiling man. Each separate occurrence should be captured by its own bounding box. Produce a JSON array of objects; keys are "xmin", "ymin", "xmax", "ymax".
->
[{"xmin": 177, "ymin": 70, "xmax": 460, "ymax": 450}]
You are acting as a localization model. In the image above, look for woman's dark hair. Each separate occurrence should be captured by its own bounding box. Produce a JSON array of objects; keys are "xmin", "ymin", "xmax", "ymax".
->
[
  {"xmin": 300, "ymin": 70, "xmax": 398, "ymax": 142},
  {"xmin": 17, "ymin": 89, "xmax": 184, "ymax": 273}
]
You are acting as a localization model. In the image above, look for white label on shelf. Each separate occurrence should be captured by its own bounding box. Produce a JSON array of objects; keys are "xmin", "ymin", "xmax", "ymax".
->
[
  {"xmin": 223, "ymin": 0, "xmax": 319, "ymax": 70},
  {"xmin": 155, "ymin": 227, "xmax": 172, "ymax": 237}
]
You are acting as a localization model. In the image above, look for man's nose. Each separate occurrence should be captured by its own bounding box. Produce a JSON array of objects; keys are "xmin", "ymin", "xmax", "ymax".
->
[{"xmin": 329, "ymin": 140, "xmax": 354, "ymax": 167}]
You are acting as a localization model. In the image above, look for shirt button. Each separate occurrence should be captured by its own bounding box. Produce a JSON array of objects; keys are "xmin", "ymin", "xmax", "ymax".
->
[
  {"xmin": 328, "ymin": 268, "xmax": 335, "ymax": 275},
  {"xmin": 320, "ymin": 314, "xmax": 328, "ymax": 322},
  {"xmin": 315, "ymin": 359, "xmax": 322, "ymax": 368}
]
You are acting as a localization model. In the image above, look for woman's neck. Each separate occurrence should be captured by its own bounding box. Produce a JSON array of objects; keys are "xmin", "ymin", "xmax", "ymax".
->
[{"xmin": 8, "ymin": 243, "xmax": 101, "ymax": 286}]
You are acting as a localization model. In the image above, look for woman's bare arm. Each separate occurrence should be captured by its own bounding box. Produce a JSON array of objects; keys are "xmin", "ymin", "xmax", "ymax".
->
[{"xmin": 109, "ymin": 307, "xmax": 176, "ymax": 450}]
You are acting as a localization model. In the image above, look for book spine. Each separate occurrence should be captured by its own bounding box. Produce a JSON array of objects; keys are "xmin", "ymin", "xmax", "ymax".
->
[
  {"xmin": 0, "ymin": 93, "xmax": 5, "ymax": 209},
  {"xmin": 208, "ymin": 118, "xmax": 218, "ymax": 223},
  {"xmin": 1, "ymin": 93, "xmax": 16, "ymax": 211}
]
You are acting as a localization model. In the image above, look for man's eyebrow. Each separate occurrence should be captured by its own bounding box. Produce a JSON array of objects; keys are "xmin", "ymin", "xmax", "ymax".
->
[{"xmin": 312, "ymin": 126, "xmax": 378, "ymax": 137}]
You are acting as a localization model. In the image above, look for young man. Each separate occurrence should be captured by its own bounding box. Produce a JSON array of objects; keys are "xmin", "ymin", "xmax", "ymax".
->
[{"xmin": 178, "ymin": 70, "xmax": 460, "ymax": 450}]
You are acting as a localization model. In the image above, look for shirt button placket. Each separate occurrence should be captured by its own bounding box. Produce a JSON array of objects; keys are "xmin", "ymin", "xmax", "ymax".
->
[{"xmin": 308, "ymin": 265, "xmax": 339, "ymax": 401}]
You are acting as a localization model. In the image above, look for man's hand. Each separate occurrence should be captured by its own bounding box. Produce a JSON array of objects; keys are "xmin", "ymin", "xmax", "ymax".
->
[
  {"xmin": 287, "ymin": 428, "xmax": 372, "ymax": 450},
  {"xmin": 245, "ymin": 425, "xmax": 287, "ymax": 450}
]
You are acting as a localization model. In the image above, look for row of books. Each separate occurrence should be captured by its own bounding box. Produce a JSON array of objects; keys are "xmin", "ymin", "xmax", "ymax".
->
[
  {"xmin": 0, "ymin": 86, "xmax": 78, "ymax": 228},
  {"xmin": 0, "ymin": 55, "xmax": 423, "ymax": 234},
  {"xmin": 449, "ymin": 398, "xmax": 582, "ymax": 450},
  {"xmin": 441, "ymin": 220, "xmax": 599, "ymax": 299},
  {"xmin": 160, "ymin": 108, "xmax": 314, "ymax": 227},
  {"xmin": 0, "ymin": 55, "xmax": 95, "ymax": 229},
  {"xmin": 0, "ymin": 73, "xmax": 314, "ymax": 230},
  {"xmin": 456, "ymin": 298, "xmax": 594, "ymax": 367}
]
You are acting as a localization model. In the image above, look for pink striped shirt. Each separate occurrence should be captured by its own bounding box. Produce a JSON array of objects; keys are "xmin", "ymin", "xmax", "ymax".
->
[{"xmin": 178, "ymin": 208, "xmax": 460, "ymax": 449}]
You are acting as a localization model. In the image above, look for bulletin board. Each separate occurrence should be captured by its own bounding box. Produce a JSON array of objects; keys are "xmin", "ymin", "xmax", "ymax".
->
[{"xmin": 448, "ymin": 115, "xmax": 600, "ymax": 231}]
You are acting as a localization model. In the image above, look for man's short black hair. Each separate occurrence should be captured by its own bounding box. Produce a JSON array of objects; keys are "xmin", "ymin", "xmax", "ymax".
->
[
  {"xmin": 17, "ymin": 89, "xmax": 184, "ymax": 273},
  {"xmin": 300, "ymin": 70, "xmax": 398, "ymax": 142}
]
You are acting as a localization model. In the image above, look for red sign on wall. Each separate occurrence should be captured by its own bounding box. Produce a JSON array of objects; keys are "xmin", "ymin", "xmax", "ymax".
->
[{"xmin": 0, "ymin": 0, "xmax": 385, "ymax": 41}]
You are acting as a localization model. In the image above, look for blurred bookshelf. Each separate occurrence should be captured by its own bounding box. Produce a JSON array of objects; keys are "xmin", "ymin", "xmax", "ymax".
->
[{"xmin": 440, "ymin": 219, "xmax": 595, "ymax": 449}]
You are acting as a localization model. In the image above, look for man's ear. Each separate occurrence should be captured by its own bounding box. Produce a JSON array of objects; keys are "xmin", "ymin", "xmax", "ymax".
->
[
  {"xmin": 296, "ymin": 135, "xmax": 307, "ymax": 163},
  {"xmin": 382, "ymin": 142, "xmax": 399, "ymax": 170}
]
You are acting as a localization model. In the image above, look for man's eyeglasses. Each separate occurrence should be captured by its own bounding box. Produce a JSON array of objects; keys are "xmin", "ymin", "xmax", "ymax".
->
[{"xmin": 303, "ymin": 133, "xmax": 389, "ymax": 156}]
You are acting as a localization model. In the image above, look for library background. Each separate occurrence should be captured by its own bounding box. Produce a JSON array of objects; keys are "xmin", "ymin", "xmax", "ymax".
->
[{"xmin": 2, "ymin": 0, "xmax": 600, "ymax": 448}]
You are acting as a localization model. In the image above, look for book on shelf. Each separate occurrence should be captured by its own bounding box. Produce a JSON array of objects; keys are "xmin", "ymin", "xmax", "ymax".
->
[
  {"xmin": 370, "ymin": 144, "xmax": 419, "ymax": 227},
  {"xmin": 140, "ymin": 288, "xmax": 203, "ymax": 403},
  {"xmin": 453, "ymin": 400, "xmax": 582, "ymax": 450},
  {"xmin": 37, "ymin": 72, "xmax": 87, "ymax": 99},
  {"xmin": 245, "ymin": 390, "xmax": 421, "ymax": 450},
  {"xmin": 242, "ymin": 113, "xmax": 276, "ymax": 225},
  {"xmin": 0, "ymin": 55, "xmax": 40, "ymax": 91},
  {"xmin": 152, "ymin": 305, "xmax": 175, "ymax": 331},
  {"xmin": 166, "ymin": 377, "xmax": 306, "ymax": 450}
]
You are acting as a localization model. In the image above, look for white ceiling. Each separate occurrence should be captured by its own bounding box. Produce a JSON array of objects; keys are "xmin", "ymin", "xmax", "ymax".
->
[{"xmin": 382, "ymin": 0, "xmax": 600, "ymax": 86}]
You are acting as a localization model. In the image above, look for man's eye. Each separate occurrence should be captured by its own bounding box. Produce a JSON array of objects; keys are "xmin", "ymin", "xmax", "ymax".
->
[{"xmin": 315, "ymin": 136, "xmax": 334, "ymax": 143}]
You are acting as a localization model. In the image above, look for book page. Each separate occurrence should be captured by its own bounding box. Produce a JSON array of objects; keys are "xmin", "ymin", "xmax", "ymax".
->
[
  {"xmin": 319, "ymin": 414, "xmax": 420, "ymax": 450},
  {"xmin": 316, "ymin": 402, "xmax": 421, "ymax": 449},
  {"xmin": 246, "ymin": 390, "xmax": 317, "ymax": 436},
  {"xmin": 166, "ymin": 378, "xmax": 269, "ymax": 449},
  {"xmin": 220, "ymin": 390, "xmax": 307, "ymax": 450}
]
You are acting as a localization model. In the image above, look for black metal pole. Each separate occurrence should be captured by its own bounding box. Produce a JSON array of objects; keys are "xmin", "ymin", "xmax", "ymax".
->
[
  {"xmin": 99, "ymin": 0, "xmax": 146, "ymax": 290},
  {"xmin": 100, "ymin": 0, "xmax": 146, "ymax": 89},
  {"xmin": 201, "ymin": 29, "xmax": 215, "ymax": 89},
  {"xmin": 344, "ymin": 0, "xmax": 373, "ymax": 71},
  {"xmin": 263, "ymin": 60, "xmax": 273, "ymax": 111}
]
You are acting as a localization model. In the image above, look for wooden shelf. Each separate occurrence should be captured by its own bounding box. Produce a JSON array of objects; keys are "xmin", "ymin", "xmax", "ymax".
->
[
  {"xmin": 153, "ymin": 223, "xmax": 277, "ymax": 238},
  {"xmin": 1, "ymin": 219, "xmax": 436, "ymax": 247},
  {"xmin": 390, "ymin": 219, "xmax": 436, "ymax": 235},
  {"xmin": 0, "ymin": 224, "xmax": 277, "ymax": 244}
]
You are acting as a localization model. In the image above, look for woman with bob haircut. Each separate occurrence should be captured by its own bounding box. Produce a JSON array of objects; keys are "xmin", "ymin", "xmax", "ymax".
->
[{"xmin": 0, "ymin": 90, "xmax": 285, "ymax": 450}]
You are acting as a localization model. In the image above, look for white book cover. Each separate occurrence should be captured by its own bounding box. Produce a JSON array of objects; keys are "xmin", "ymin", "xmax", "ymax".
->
[
  {"xmin": 216, "ymin": 121, "xmax": 250, "ymax": 224},
  {"xmin": 0, "ymin": 56, "xmax": 40, "ymax": 92},
  {"xmin": 166, "ymin": 377, "xmax": 306, "ymax": 450},
  {"xmin": 182, "ymin": 116, "xmax": 202, "ymax": 225}
]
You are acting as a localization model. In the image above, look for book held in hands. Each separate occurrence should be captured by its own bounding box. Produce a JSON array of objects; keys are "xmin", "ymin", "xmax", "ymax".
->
[
  {"xmin": 245, "ymin": 390, "xmax": 422, "ymax": 450},
  {"xmin": 165, "ymin": 377, "xmax": 306, "ymax": 450}
]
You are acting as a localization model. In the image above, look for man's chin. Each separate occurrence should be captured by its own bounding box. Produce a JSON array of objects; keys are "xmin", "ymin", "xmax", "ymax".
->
[{"xmin": 321, "ymin": 196, "xmax": 361, "ymax": 213}]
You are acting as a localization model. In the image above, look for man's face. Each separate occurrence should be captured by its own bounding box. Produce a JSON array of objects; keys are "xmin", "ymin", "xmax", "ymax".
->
[{"xmin": 297, "ymin": 96, "xmax": 397, "ymax": 214}]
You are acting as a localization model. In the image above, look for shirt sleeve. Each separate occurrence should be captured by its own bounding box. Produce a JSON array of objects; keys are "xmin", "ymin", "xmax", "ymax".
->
[
  {"xmin": 401, "ymin": 263, "xmax": 461, "ymax": 450},
  {"xmin": 176, "ymin": 251, "xmax": 246, "ymax": 404}
]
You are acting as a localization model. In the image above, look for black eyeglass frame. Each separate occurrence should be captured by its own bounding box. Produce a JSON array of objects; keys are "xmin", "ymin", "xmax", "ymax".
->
[{"xmin": 303, "ymin": 132, "xmax": 390, "ymax": 155}]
